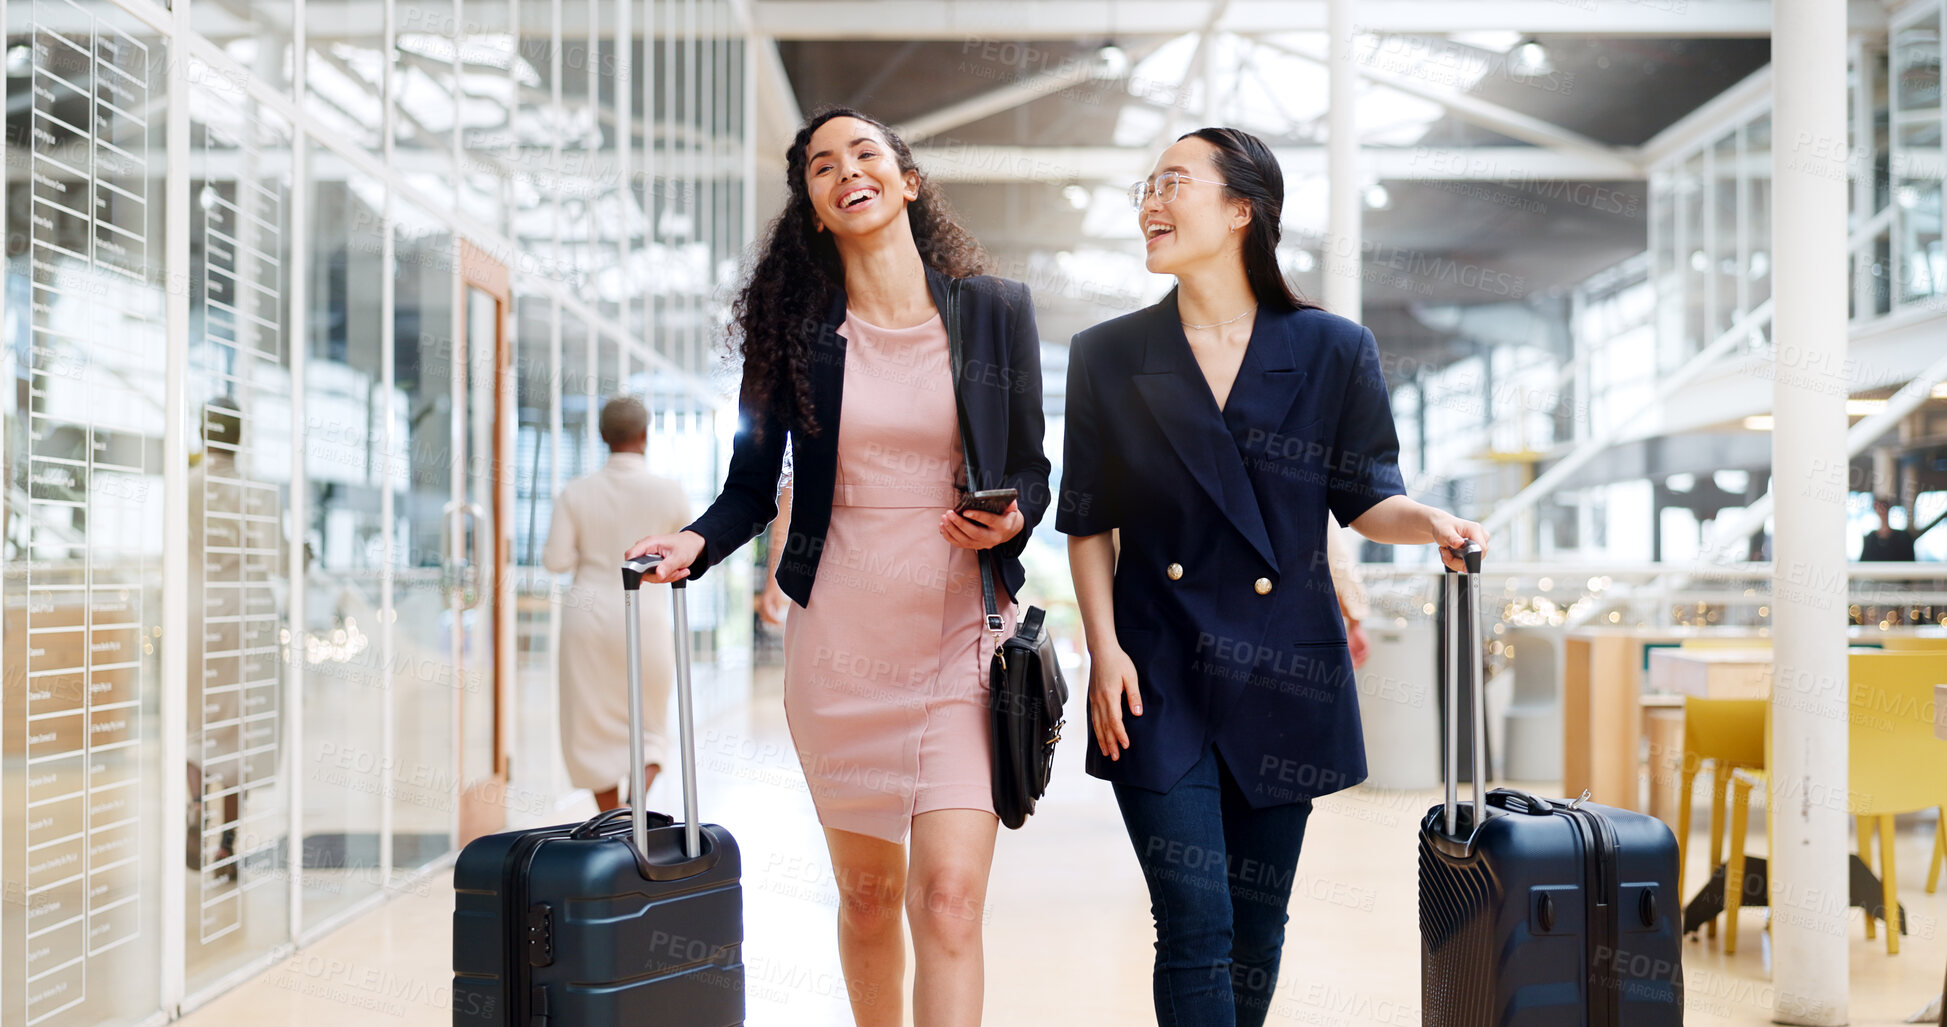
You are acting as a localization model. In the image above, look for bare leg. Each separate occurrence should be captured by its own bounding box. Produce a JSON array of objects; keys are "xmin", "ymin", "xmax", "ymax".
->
[
  {"xmin": 592, "ymin": 764, "xmax": 661, "ymax": 814},
  {"xmin": 907, "ymin": 809, "xmax": 998, "ymax": 1027},
  {"xmin": 824, "ymin": 827, "xmax": 908, "ymax": 1027}
]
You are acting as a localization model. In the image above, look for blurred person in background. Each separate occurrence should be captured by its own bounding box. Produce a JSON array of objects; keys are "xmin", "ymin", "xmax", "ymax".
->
[
  {"xmin": 1326, "ymin": 521, "xmax": 1370, "ymax": 668},
  {"xmin": 543, "ymin": 395, "xmax": 690, "ymax": 814},
  {"xmin": 1860, "ymin": 494, "xmax": 1918, "ymax": 562}
]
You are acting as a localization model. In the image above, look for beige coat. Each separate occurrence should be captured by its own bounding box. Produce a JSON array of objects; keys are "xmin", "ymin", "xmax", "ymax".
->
[{"xmin": 542, "ymin": 452, "xmax": 692, "ymax": 791}]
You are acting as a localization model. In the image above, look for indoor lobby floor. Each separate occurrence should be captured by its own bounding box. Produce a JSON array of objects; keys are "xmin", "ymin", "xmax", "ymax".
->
[{"xmin": 179, "ymin": 682, "xmax": 1947, "ymax": 1026}]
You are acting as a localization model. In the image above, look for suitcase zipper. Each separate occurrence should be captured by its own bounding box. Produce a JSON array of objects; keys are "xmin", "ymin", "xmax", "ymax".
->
[
  {"xmin": 503, "ymin": 828, "xmax": 571, "ymax": 1026},
  {"xmin": 507, "ymin": 833, "xmax": 542, "ymax": 1026},
  {"xmin": 1566, "ymin": 806, "xmax": 1621, "ymax": 1027}
]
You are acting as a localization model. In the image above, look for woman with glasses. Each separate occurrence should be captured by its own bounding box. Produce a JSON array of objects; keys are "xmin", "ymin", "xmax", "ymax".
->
[
  {"xmin": 626, "ymin": 107, "xmax": 1049, "ymax": 1027},
  {"xmin": 1058, "ymin": 127, "xmax": 1487, "ymax": 1026}
]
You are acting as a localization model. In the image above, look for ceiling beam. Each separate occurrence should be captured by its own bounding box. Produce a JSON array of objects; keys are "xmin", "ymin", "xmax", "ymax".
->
[
  {"xmin": 749, "ymin": 1, "xmax": 1886, "ymax": 41},
  {"xmin": 895, "ymin": 62, "xmax": 1107, "ymax": 143},
  {"xmin": 913, "ymin": 144, "xmax": 1644, "ymax": 183},
  {"xmin": 281, "ymin": 0, "xmax": 1885, "ymax": 40},
  {"xmin": 893, "ymin": 37, "xmax": 1182, "ymax": 143},
  {"xmin": 1257, "ymin": 37, "xmax": 1641, "ymax": 178},
  {"xmin": 1636, "ymin": 63, "xmax": 1772, "ymax": 168}
]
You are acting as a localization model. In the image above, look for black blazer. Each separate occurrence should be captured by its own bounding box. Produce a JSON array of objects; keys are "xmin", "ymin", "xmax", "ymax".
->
[
  {"xmin": 1056, "ymin": 293, "xmax": 1406, "ymax": 807},
  {"xmin": 684, "ymin": 266, "xmax": 1051, "ymax": 606}
]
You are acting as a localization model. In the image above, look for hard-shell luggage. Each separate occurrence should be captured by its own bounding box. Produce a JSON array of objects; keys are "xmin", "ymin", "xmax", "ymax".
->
[
  {"xmin": 452, "ymin": 557, "xmax": 744, "ymax": 1025},
  {"xmin": 1418, "ymin": 542, "xmax": 1683, "ymax": 1026}
]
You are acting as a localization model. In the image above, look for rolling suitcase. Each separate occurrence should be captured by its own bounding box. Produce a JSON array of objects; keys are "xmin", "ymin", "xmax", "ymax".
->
[
  {"xmin": 1419, "ymin": 542, "xmax": 1683, "ymax": 1026},
  {"xmin": 452, "ymin": 556, "xmax": 745, "ymax": 1025}
]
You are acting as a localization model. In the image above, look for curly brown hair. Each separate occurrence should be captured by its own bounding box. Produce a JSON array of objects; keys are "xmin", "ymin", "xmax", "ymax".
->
[{"xmin": 732, "ymin": 106, "xmax": 988, "ymax": 438}]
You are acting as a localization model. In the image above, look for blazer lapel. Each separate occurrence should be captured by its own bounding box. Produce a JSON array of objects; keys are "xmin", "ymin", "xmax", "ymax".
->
[
  {"xmin": 1222, "ymin": 309, "xmax": 1308, "ymax": 440},
  {"xmin": 925, "ymin": 267, "xmax": 997, "ymax": 487},
  {"xmin": 1131, "ymin": 297, "xmax": 1280, "ymax": 571},
  {"xmin": 803, "ymin": 284, "xmax": 849, "ymax": 468}
]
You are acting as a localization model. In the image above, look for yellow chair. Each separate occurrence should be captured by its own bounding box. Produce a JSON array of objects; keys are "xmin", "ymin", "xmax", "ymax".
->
[
  {"xmin": 1724, "ymin": 765, "xmax": 1765, "ymax": 955},
  {"xmin": 1932, "ymin": 817, "xmax": 1945, "ymax": 894},
  {"xmin": 1724, "ymin": 652, "xmax": 1947, "ymax": 955},
  {"xmin": 1676, "ymin": 697, "xmax": 1767, "ymax": 940},
  {"xmin": 1865, "ymin": 637, "xmax": 1947, "ymax": 891},
  {"xmin": 1877, "ymin": 636, "xmax": 1947, "ymax": 652}
]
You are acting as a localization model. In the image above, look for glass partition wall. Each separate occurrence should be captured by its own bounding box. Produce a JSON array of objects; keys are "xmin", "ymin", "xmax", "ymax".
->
[
  {"xmin": 2, "ymin": 2, "xmax": 171, "ymax": 1020},
  {"xmin": 1, "ymin": 0, "xmax": 751, "ymax": 1021}
]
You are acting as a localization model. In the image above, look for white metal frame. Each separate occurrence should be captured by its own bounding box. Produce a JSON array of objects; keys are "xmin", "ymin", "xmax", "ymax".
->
[
  {"xmin": 1645, "ymin": 18, "xmax": 1943, "ymax": 336},
  {"xmin": 747, "ymin": 0, "xmax": 1888, "ymax": 40}
]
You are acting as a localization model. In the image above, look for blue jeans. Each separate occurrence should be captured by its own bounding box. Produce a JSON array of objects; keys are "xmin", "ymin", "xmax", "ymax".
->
[{"xmin": 1113, "ymin": 747, "xmax": 1314, "ymax": 1027}]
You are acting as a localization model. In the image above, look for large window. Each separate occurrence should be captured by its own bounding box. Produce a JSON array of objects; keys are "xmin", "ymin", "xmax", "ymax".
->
[
  {"xmin": 1648, "ymin": 109, "xmax": 1777, "ymax": 364},
  {"xmin": 1893, "ymin": 9, "xmax": 1944, "ymax": 306}
]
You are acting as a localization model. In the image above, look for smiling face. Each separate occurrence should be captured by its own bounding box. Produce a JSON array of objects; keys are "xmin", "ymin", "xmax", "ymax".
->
[
  {"xmin": 1138, "ymin": 136, "xmax": 1248, "ymax": 277},
  {"xmin": 803, "ymin": 116, "xmax": 920, "ymax": 242}
]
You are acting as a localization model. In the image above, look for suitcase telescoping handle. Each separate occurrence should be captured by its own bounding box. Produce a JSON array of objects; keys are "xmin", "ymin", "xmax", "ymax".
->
[
  {"xmin": 1441, "ymin": 540, "xmax": 1487, "ymax": 840},
  {"xmin": 621, "ymin": 555, "xmax": 702, "ymax": 861}
]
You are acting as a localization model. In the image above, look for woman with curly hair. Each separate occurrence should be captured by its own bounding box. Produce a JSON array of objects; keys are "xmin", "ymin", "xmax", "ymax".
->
[{"xmin": 627, "ymin": 107, "xmax": 1049, "ymax": 1026}]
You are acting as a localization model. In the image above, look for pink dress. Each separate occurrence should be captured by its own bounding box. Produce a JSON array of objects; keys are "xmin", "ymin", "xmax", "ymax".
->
[{"xmin": 781, "ymin": 309, "xmax": 1015, "ymax": 844}]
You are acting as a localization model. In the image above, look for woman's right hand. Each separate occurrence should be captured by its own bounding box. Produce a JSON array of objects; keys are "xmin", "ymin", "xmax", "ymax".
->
[
  {"xmin": 624, "ymin": 530, "xmax": 706, "ymax": 584},
  {"xmin": 756, "ymin": 580, "xmax": 791, "ymax": 626},
  {"xmin": 1088, "ymin": 644, "xmax": 1143, "ymax": 762}
]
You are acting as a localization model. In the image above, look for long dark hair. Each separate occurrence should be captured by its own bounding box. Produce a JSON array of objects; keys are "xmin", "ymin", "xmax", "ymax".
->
[
  {"xmin": 732, "ymin": 106, "xmax": 988, "ymax": 438},
  {"xmin": 1177, "ymin": 127, "xmax": 1318, "ymax": 312}
]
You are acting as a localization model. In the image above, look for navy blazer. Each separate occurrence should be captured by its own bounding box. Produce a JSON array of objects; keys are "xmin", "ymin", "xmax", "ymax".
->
[
  {"xmin": 685, "ymin": 266, "xmax": 1051, "ymax": 606},
  {"xmin": 1057, "ymin": 292, "xmax": 1406, "ymax": 807}
]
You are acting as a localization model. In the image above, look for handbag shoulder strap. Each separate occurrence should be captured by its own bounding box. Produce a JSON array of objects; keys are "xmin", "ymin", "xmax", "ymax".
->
[{"xmin": 943, "ymin": 278, "xmax": 1004, "ymax": 637}]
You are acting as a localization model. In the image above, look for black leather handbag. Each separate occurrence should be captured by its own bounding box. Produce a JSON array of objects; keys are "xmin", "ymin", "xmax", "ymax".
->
[
  {"xmin": 943, "ymin": 278, "xmax": 1069, "ymax": 830},
  {"xmin": 987, "ymin": 606, "xmax": 1068, "ymax": 829}
]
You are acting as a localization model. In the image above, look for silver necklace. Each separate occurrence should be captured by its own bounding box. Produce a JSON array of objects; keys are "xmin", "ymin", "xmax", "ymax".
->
[{"xmin": 1180, "ymin": 305, "xmax": 1256, "ymax": 331}]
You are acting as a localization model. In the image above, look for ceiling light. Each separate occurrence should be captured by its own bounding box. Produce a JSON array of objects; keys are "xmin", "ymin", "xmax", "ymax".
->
[
  {"xmin": 1094, "ymin": 41, "xmax": 1129, "ymax": 80},
  {"xmin": 6, "ymin": 44, "xmax": 30, "ymax": 76},
  {"xmin": 1932, "ymin": 382, "xmax": 1947, "ymax": 399},
  {"xmin": 1846, "ymin": 399, "xmax": 1888, "ymax": 415},
  {"xmin": 1364, "ymin": 184, "xmax": 1391, "ymax": 210},
  {"xmin": 1291, "ymin": 249, "xmax": 1317, "ymax": 273},
  {"xmin": 1509, "ymin": 39, "xmax": 1552, "ymax": 76},
  {"xmin": 1689, "ymin": 249, "xmax": 1709, "ymax": 273},
  {"xmin": 1744, "ymin": 415, "xmax": 1774, "ymax": 431},
  {"xmin": 1063, "ymin": 184, "xmax": 1092, "ymax": 210}
]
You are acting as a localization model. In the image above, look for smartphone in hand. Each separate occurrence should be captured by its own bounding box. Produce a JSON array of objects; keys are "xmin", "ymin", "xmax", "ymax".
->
[{"xmin": 954, "ymin": 487, "xmax": 1018, "ymax": 519}]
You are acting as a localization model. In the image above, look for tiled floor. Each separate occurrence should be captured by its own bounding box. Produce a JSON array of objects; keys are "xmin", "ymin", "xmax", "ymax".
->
[{"xmin": 180, "ymin": 683, "xmax": 1947, "ymax": 1026}]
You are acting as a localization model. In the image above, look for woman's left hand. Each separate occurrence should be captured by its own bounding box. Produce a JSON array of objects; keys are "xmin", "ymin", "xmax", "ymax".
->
[
  {"xmin": 1428, "ymin": 508, "xmax": 1490, "ymax": 571},
  {"xmin": 941, "ymin": 501, "xmax": 1025, "ymax": 551}
]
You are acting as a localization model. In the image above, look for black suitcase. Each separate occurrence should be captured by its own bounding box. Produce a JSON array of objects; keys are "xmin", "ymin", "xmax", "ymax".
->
[
  {"xmin": 1419, "ymin": 542, "xmax": 1683, "ymax": 1026},
  {"xmin": 452, "ymin": 557, "xmax": 745, "ymax": 1025}
]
